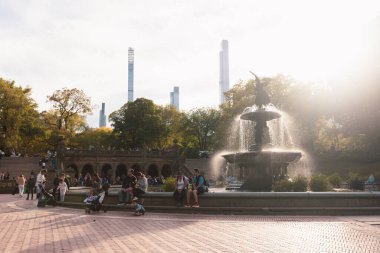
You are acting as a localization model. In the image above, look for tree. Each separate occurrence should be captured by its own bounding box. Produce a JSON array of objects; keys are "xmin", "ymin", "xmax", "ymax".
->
[
  {"xmin": 46, "ymin": 88, "xmax": 92, "ymax": 148},
  {"xmin": 109, "ymin": 98, "xmax": 167, "ymax": 149},
  {"xmin": 182, "ymin": 108, "xmax": 221, "ymax": 151},
  {"xmin": 47, "ymin": 88, "xmax": 92, "ymax": 131},
  {"xmin": 157, "ymin": 105, "xmax": 185, "ymax": 150},
  {"xmin": 0, "ymin": 78, "xmax": 43, "ymax": 154},
  {"xmin": 71, "ymin": 127, "xmax": 115, "ymax": 150}
]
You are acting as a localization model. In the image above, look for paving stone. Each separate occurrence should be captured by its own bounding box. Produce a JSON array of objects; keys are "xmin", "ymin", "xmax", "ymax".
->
[{"xmin": 0, "ymin": 195, "xmax": 380, "ymax": 252}]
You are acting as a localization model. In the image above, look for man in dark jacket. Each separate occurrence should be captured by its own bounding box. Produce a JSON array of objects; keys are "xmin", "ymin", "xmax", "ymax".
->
[
  {"xmin": 26, "ymin": 175, "xmax": 36, "ymax": 200},
  {"xmin": 52, "ymin": 175, "xmax": 60, "ymax": 199},
  {"xmin": 117, "ymin": 169, "xmax": 136, "ymax": 205}
]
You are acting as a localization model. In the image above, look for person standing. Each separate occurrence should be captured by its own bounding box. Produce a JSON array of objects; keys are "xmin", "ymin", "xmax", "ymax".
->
[
  {"xmin": 36, "ymin": 169, "xmax": 47, "ymax": 198},
  {"xmin": 26, "ymin": 175, "xmax": 36, "ymax": 200},
  {"xmin": 4, "ymin": 171, "xmax": 10, "ymax": 180},
  {"xmin": 57, "ymin": 179, "xmax": 68, "ymax": 202},
  {"xmin": 17, "ymin": 175, "xmax": 26, "ymax": 197},
  {"xmin": 52, "ymin": 175, "xmax": 60, "ymax": 199}
]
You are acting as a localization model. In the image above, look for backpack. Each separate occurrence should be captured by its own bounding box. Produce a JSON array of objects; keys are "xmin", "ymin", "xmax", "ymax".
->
[{"xmin": 199, "ymin": 175, "xmax": 209, "ymax": 192}]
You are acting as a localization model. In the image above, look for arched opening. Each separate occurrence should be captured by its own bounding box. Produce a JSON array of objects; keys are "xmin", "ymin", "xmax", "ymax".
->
[
  {"xmin": 82, "ymin": 164, "xmax": 94, "ymax": 177},
  {"xmin": 116, "ymin": 164, "xmax": 127, "ymax": 179},
  {"xmin": 101, "ymin": 164, "xmax": 113, "ymax": 178},
  {"xmin": 66, "ymin": 164, "xmax": 79, "ymax": 178},
  {"xmin": 132, "ymin": 164, "xmax": 142, "ymax": 175},
  {"xmin": 161, "ymin": 164, "xmax": 172, "ymax": 178},
  {"xmin": 147, "ymin": 164, "xmax": 159, "ymax": 178}
]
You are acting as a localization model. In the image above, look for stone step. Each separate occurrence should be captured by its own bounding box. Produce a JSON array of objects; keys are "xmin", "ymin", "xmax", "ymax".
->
[{"xmin": 56, "ymin": 201, "xmax": 380, "ymax": 215}]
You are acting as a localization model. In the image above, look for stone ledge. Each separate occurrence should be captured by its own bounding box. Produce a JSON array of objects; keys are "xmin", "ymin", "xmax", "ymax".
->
[{"xmin": 56, "ymin": 201, "xmax": 380, "ymax": 215}]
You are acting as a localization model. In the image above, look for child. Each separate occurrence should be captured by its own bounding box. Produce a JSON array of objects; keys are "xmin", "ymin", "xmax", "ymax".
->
[
  {"xmin": 132, "ymin": 197, "xmax": 145, "ymax": 216},
  {"xmin": 57, "ymin": 178, "xmax": 68, "ymax": 202},
  {"xmin": 83, "ymin": 189, "xmax": 97, "ymax": 203}
]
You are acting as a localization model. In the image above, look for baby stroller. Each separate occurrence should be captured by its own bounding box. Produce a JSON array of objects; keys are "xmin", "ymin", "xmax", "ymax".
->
[
  {"xmin": 37, "ymin": 184, "xmax": 56, "ymax": 207},
  {"xmin": 84, "ymin": 191, "xmax": 107, "ymax": 214}
]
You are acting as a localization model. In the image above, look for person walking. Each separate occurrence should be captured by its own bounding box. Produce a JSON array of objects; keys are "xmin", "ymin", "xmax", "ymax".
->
[
  {"xmin": 17, "ymin": 174, "xmax": 26, "ymax": 197},
  {"xmin": 26, "ymin": 175, "xmax": 36, "ymax": 200}
]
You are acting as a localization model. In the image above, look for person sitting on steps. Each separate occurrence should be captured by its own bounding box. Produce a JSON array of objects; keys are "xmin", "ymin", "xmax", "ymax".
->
[
  {"xmin": 186, "ymin": 168, "xmax": 206, "ymax": 208},
  {"xmin": 173, "ymin": 171, "xmax": 189, "ymax": 206},
  {"xmin": 118, "ymin": 169, "xmax": 136, "ymax": 205}
]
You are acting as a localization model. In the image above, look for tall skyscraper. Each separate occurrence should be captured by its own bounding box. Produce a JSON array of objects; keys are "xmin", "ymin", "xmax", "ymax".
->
[
  {"xmin": 99, "ymin": 103, "xmax": 106, "ymax": 128},
  {"xmin": 170, "ymin": 86, "xmax": 179, "ymax": 110},
  {"xmin": 128, "ymin": 47, "xmax": 134, "ymax": 102},
  {"xmin": 219, "ymin": 40, "xmax": 230, "ymax": 104}
]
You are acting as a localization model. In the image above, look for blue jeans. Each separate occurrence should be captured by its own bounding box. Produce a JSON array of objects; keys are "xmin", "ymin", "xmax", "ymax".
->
[
  {"xmin": 118, "ymin": 190, "xmax": 132, "ymax": 203},
  {"xmin": 118, "ymin": 190, "xmax": 126, "ymax": 203}
]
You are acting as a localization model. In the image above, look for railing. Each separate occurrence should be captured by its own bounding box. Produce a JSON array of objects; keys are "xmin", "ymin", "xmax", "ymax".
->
[{"xmin": 63, "ymin": 149, "xmax": 178, "ymax": 158}]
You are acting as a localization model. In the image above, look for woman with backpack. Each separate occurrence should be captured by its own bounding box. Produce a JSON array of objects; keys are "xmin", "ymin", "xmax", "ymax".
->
[{"xmin": 186, "ymin": 169, "xmax": 206, "ymax": 208}]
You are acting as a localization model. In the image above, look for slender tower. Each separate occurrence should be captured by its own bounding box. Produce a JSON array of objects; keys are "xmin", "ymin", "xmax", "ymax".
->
[
  {"xmin": 99, "ymin": 103, "xmax": 106, "ymax": 128},
  {"xmin": 128, "ymin": 47, "xmax": 134, "ymax": 102},
  {"xmin": 170, "ymin": 86, "xmax": 179, "ymax": 110},
  {"xmin": 219, "ymin": 40, "xmax": 230, "ymax": 104}
]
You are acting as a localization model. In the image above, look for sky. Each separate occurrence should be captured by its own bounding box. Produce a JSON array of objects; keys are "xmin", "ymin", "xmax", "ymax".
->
[{"xmin": 0, "ymin": 0, "xmax": 379, "ymax": 127}]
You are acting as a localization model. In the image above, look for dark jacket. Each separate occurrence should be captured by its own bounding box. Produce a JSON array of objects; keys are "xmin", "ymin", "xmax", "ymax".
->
[
  {"xmin": 27, "ymin": 177, "xmax": 36, "ymax": 187},
  {"xmin": 122, "ymin": 175, "xmax": 137, "ymax": 189}
]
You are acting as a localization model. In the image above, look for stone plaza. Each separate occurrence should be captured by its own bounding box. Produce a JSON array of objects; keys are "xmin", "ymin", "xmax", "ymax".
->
[{"xmin": 1, "ymin": 195, "xmax": 380, "ymax": 252}]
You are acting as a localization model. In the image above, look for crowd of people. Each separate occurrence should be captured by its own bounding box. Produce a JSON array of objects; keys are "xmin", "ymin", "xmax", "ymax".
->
[
  {"xmin": 7, "ymin": 165, "xmax": 209, "ymax": 214},
  {"xmin": 0, "ymin": 171, "xmax": 10, "ymax": 180}
]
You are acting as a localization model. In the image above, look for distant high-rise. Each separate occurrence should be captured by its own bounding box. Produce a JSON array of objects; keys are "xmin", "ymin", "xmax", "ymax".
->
[
  {"xmin": 128, "ymin": 47, "xmax": 134, "ymax": 102},
  {"xmin": 219, "ymin": 40, "xmax": 230, "ymax": 104},
  {"xmin": 170, "ymin": 86, "xmax": 179, "ymax": 110},
  {"xmin": 99, "ymin": 103, "xmax": 106, "ymax": 128}
]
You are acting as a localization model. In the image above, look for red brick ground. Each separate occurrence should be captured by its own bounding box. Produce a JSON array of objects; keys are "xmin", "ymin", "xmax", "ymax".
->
[{"xmin": 1, "ymin": 194, "xmax": 380, "ymax": 252}]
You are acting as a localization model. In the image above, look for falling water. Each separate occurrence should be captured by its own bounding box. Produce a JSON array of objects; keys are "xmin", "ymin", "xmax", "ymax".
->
[
  {"xmin": 287, "ymin": 151, "xmax": 314, "ymax": 178},
  {"xmin": 226, "ymin": 115, "xmax": 241, "ymax": 151},
  {"xmin": 224, "ymin": 103, "xmax": 312, "ymax": 178}
]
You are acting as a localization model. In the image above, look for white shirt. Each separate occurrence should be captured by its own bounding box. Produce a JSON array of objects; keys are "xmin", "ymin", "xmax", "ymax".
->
[
  {"xmin": 36, "ymin": 173, "xmax": 46, "ymax": 187},
  {"xmin": 176, "ymin": 176, "xmax": 188, "ymax": 190}
]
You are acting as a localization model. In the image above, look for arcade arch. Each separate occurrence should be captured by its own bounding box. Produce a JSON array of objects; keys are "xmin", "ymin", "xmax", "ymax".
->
[
  {"xmin": 147, "ymin": 164, "xmax": 159, "ymax": 178},
  {"xmin": 161, "ymin": 164, "xmax": 172, "ymax": 178},
  {"xmin": 82, "ymin": 164, "xmax": 94, "ymax": 177}
]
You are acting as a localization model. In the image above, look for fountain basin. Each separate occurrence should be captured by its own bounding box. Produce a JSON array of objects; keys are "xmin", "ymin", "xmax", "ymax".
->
[
  {"xmin": 240, "ymin": 110, "xmax": 281, "ymax": 122},
  {"xmin": 222, "ymin": 150, "xmax": 302, "ymax": 165}
]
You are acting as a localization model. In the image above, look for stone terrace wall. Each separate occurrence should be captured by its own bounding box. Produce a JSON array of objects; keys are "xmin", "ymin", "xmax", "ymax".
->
[{"xmin": 0, "ymin": 157, "xmax": 41, "ymax": 179}]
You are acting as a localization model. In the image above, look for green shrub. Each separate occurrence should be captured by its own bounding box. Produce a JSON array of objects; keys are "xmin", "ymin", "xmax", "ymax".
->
[
  {"xmin": 162, "ymin": 177, "xmax": 176, "ymax": 192},
  {"xmin": 292, "ymin": 176, "xmax": 308, "ymax": 192},
  {"xmin": 273, "ymin": 179, "xmax": 293, "ymax": 192},
  {"xmin": 327, "ymin": 173, "xmax": 342, "ymax": 188},
  {"xmin": 309, "ymin": 174, "xmax": 331, "ymax": 192}
]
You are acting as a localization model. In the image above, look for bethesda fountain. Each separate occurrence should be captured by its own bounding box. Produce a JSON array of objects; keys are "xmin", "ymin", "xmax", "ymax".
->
[{"xmin": 222, "ymin": 73, "xmax": 302, "ymax": 191}]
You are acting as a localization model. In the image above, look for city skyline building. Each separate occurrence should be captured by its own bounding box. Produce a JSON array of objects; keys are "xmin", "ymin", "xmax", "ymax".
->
[
  {"xmin": 219, "ymin": 40, "xmax": 230, "ymax": 104},
  {"xmin": 99, "ymin": 102, "xmax": 106, "ymax": 128},
  {"xmin": 128, "ymin": 47, "xmax": 134, "ymax": 102},
  {"xmin": 170, "ymin": 86, "xmax": 179, "ymax": 110}
]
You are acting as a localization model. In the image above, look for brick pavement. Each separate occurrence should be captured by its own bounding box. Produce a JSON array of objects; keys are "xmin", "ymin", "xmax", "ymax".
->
[{"xmin": 0, "ymin": 195, "xmax": 380, "ymax": 252}]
